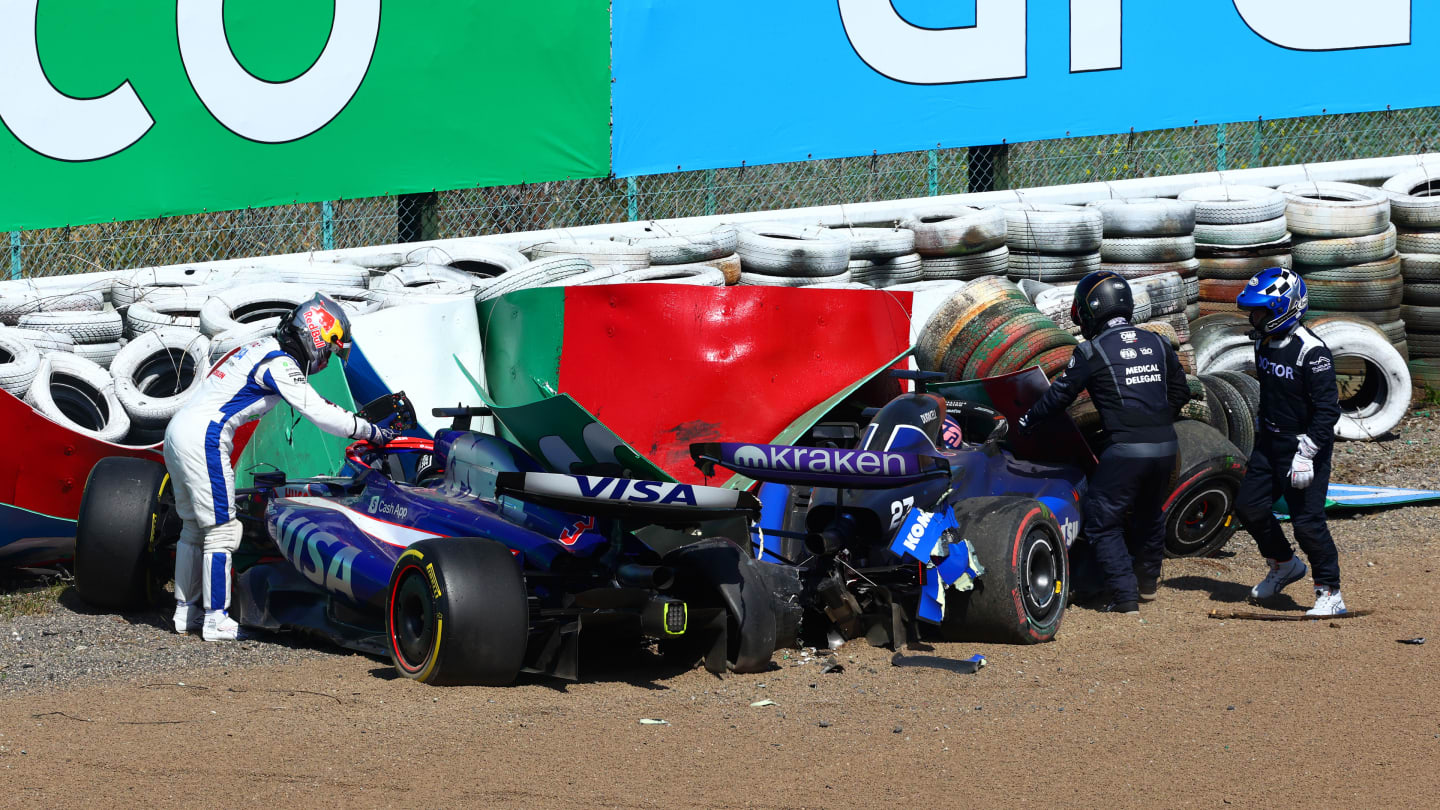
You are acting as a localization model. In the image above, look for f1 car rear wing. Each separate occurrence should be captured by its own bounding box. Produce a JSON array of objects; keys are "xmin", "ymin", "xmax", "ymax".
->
[
  {"xmin": 689, "ymin": 442, "xmax": 951, "ymax": 489},
  {"xmin": 494, "ymin": 471, "xmax": 761, "ymax": 523}
]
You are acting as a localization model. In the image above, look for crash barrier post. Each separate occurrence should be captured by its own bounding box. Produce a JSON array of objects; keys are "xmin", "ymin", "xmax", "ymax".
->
[
  {"xmin": 927, "ymin": 150, "xmax": 940, "ymax": 197},
  {"xmin": 1216, "ymin": 123, "xmax": 1228, "ymax": 172},
  {"xmin": 7, "ymin": 232, "xmax": 18, "ymax": 280},
  {"xmin": 322, "ymin": 201, "xmax": 336, "ymax": 252},
  {"xmin": 627, "ymin": 177, "xmax": 639, "ymax": 222}
]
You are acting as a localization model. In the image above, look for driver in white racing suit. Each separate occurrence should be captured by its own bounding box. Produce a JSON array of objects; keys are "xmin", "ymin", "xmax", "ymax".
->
[{"xmin": 163, "ymin": 293, "xmax": 396, "ymax": 641}]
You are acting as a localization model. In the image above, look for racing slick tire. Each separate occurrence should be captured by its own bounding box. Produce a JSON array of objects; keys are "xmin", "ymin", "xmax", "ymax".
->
[
  {"xmin": 941, "ymin": 496, "xmax": 1068, "ymax": 645},
  {"xmin": 1162, "ymin": 420, "xmax": 1246, "ymax": 558},
  {"xmin": 74, "ymin": 457, "xmax": 175, "ymax": 610},
  {"xmin": 386, "ymin": 538, "xmax": 528, "ymax": 686},
  {"xmin": 661, "ymin": 537, "xmax": 778, "ymax": 674}
]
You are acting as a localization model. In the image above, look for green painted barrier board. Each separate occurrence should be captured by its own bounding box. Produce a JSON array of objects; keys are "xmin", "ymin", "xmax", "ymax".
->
[
  {"xmin": 1, "ymin": 1, "xmax": 609, "ymax": 230},
  {"xmin": 234, "ymin": 362, "xmax": 357, "ymax": 487}
]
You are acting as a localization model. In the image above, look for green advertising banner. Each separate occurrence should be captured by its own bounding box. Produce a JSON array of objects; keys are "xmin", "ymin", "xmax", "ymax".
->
[{"xmin": 0, "ymin": 0, "xmax": 609, "ymax": 231}]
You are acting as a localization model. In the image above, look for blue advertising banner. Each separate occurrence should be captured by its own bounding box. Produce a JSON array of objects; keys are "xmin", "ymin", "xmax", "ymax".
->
[{"xmin": 613, "ymin": 0, "xmax": 1435, "ymax": 176}]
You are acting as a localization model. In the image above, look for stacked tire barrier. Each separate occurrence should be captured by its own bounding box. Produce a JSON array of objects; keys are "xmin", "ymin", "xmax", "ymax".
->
[
  {"xmin": 831, "ymin": 226, "xmax": 922, "ymax": 288},
  {"xmin": 1280, "ymin": 182, "xmax": 1405, "ymax": 358},
  {"xmin": 1382, "ymin": 167, "xmax": 1440, "ymax": 392},
  {"xmin": 1192, "ymin": 311, "xmax": 1412, "ymax": 440},
  {"xmin": 999, "ymin": 203, "xmax": 1103, "ymax": 284},
  {"xmin": 0, "ymin": 241, "xmax": 730, "ymax": 446},
  {"xmin": 1181, "ymin": 184, "xmax": 1291, "ymax": 320},
  {"xmin": 902, "ymin": 207, "xmax": 1010, "ymax": 282},
  {"xmin": 1193, "ymin": 371, "xmax": 1261, "ymax": 456},
  {"xmin": 3, "ymin": 168, "xmax": 1430, "ymax": 447},
  {"xmin": 1091, "ymin": 196, "xmax": 1199, "ymax": 317},
  {"xmin": 1130, "ymin": 272, "xmax": 1194, "ymax": 373},
  {"xmin": 733, "ymin": 223, "xmax": 852, "ymax": 286},
  {"xmin": 914, "ymin": 277, "xmax": 1077, "ymax": 381}
]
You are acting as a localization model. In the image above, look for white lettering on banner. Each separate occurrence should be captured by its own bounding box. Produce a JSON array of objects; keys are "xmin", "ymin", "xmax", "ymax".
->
[
  {"xmin": 178, "ymin": 0, "xmax": 381, "ymax": 143},
  {"xmin": 0, "ymin": 0, "xmax": 154, "ymax": 161},
  {"xmin": 1071, "ymin": 0, "xmax": 1121, "ymax": 72},
  {"xmin": 838, "ymin": 0, "xmax": 1409, "ymax": 88},
  {"xmin": 1233, "ymin": 0, "xmax": 1410, "ymax": 51},
  {"xmin": 838, "ymin": 0, "xmax": 1026, "ymax": 85}
]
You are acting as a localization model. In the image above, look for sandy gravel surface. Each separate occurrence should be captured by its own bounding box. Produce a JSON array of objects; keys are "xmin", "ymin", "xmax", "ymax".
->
[{"xmin": 1, "ymin": 409, "xmax": 1437, "ymax": 808}]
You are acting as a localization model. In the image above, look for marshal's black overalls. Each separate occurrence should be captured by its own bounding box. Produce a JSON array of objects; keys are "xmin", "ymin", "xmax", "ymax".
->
[
  {"xmin": 1233, "ymin": 324, "xmax": 1342, "ymax": 587},
  {"xmin": 1024, "ymin": 320, "xmax": 1190, "ymax": 603}
]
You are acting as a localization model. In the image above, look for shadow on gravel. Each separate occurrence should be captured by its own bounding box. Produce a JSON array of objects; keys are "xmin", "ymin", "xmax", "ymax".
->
[
  {"xmin": 1163, "ymin": 574, "xmax": 1304, "ymax": 610},
  {"xmin": 363, "ymin": 639, "xmax": 751, "ymax": 691}
]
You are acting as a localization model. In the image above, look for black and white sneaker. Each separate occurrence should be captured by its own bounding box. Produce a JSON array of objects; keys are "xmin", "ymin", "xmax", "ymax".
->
[
  {"xmin": 1104, "ymin": 600, "xmax": 1140, "ymax": 614},
  {"xmin": 1138, "ymin": 579, "xmax": 1159, "ymax": 603}
]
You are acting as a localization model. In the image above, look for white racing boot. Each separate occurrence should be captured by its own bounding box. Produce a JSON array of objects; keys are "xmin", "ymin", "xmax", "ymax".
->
[
  {"xmin": 1306, "ymin": 585, "xmax": 1347, "ymax": 617},
  {"xmin": 1250, "ymin": 556, "xmax": 1307, "ymax": 601}
]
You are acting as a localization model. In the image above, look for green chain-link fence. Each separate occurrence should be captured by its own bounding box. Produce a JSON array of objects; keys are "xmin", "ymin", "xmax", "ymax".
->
[{"xmin": 7, "ymin": 107, "xmax": 1440, "ymax": 280}]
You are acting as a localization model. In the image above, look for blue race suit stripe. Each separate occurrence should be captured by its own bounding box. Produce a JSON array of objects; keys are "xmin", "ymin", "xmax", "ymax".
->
[
  {"xmin": 204, "ymin": 351, "xmax": 287, "ymax": 524},
  {"xmin": 208, "ymin": 551, "xmax": 227, "ymax": 611}
]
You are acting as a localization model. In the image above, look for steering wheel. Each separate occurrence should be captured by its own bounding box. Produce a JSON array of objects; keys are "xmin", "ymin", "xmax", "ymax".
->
[{"xmin": 344, "ymin": 436, "xmax": 436, "ymax": 473}]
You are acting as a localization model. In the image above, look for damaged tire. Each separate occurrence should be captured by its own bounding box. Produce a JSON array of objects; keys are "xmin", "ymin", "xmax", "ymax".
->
[{"xmin": 941, "ymin": 496, "xmax": 1067, "ymax": 644}]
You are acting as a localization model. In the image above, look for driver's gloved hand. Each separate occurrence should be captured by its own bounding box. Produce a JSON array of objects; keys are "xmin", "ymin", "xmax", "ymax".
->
[
  {"xmin": 368, "ymin": 423, "xmax": 401, "ymax": 447},
  {"xmin": 1015, "ymin": 412, "xmax": 1036, "ymax": 436}
]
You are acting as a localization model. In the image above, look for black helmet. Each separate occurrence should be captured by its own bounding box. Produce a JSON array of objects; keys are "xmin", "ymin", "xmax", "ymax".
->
[
  {"xmin": 275, "ymin": 293, "xmax": 353, "ymax": 375},
  {"xmin": 1070, "ymin": 270, "xmax": 1134, "ymax": 339}
]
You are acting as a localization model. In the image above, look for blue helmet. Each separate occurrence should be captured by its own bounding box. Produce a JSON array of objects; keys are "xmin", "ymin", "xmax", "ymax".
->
[{"xmin": 1236, "ymin": 267, "xmax": 1307, "ymax": 336}]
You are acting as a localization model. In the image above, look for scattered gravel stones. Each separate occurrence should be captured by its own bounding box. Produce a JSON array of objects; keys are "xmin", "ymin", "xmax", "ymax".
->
[{"xmin": 0, "ymin": 598, "xmax": 353, "ymax": 696}]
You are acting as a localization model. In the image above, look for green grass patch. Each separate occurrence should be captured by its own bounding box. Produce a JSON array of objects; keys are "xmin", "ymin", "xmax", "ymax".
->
[{"xmin": 0, "ymin": 582, "xmax": 66, "ymax": 620}]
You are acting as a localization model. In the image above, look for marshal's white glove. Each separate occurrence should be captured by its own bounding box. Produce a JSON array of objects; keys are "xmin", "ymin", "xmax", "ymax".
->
[{"xmin": 1289, "ymin": 434, "xmax": 1318, "ymax": 490}]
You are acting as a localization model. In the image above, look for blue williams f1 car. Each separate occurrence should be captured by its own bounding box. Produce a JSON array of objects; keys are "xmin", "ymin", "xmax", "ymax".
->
[
  {"xmin": 691, "ymin": 368, "xmax": 1244, "ymax": 648},
  {"xmin": 73, "ymin": 399, "xmax": 785, "ymax": 686}
]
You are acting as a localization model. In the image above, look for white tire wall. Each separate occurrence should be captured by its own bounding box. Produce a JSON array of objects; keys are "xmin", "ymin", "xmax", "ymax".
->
[
  {"xmin": 125, "ymin": 296, "xmax": 205, "ymax": 338},
  {"xmin": 1178, "ymin": 185, "xmax": 1287, "ymax": 225},
  {"xmin": 831, "ymin": 227, "xmax": 916, "ymax": 261},
  {"xmin": 0, "ymin": 288, "xmax": 105, "ymax": 326},
  {"xmin": 1278, "ymin": 182, "xmax": 1391, "ymax": 238},
  {"xmin": 18, "ymin": 309, "xmax": 123, "ymax": 344},
  {"xmin": 1307, "ymin": 318, "xmax": 1412, "ymax": 440},
  {"xmin": 1382, "ymin": 167, "xmax": 1440, "ymax": 229},
  {"xmin": 998, "ymin": 203, "xmax": 1103, "ymax": 253},
  {"xmin": 475, "ymin": 256, "xmax": 597, "ymax": 302},
  {"xmin": 110, "ymin": 328, "xmax": 211, "ymax": 427},
  {"xmin": 902, "ymin": 207, "xmax": 1007, "ymax": 257},
  {"xmin": 74, "ymin": 340, "xmax": 125, "ymax": 370},
  {"xmin": 25, "ymin": 352, "xmax": 130, "ymax": 443},
  {"xmin": 526, "ymin": 239, "xmax": 650, "ymax": 270},
  {"xmin": 111, "ymin": 267, "xmax": 233, "ymax": 310},
  {"xmin": 735, "ymin": 224, "xmax": 851, "ymax": 276},
  {"xmin": 209, "ymin": 321, "xmax": 278, "ymax": 363},
  {"xmin": 1087, "ymin": 198, "xmax": 1196, "ymax": 237},
  {"xmin": 198, "ymin": 283, "xmax": 319, "ymax": 337},
  {"xmin": 0, "ymin": 332, "xmax": 42, "ymax": 397},
  {"xmin": 0, "ymin": 327, "xmax": 75, "ymax": 354},
  {"xmin": 614, "ymin": 225, "xmax": 738, "ymax": 265},
  {"xmin": 369, "ymin": 264, "xmax": 479, "ymax": 292}
]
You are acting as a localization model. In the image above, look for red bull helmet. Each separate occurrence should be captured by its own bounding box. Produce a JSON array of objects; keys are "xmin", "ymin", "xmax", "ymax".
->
[{"xmin": 276, "ymin": 293, "xmax": 353, "ymax": 374}]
